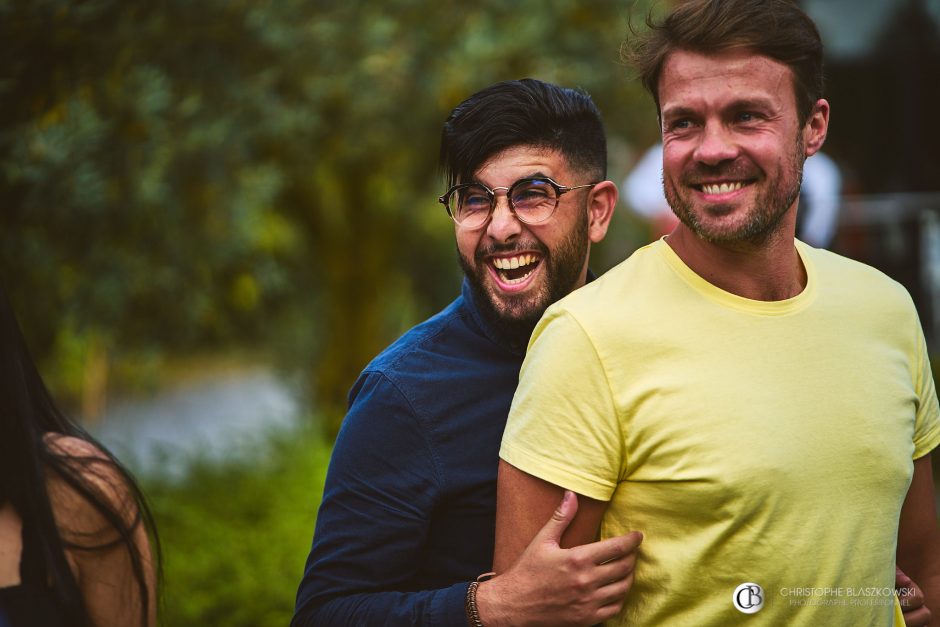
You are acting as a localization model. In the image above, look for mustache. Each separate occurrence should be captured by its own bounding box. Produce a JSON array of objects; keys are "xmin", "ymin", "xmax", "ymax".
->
[{"xmin": 474, "ymin": 240, "xmax": 548, "ymax": 262}]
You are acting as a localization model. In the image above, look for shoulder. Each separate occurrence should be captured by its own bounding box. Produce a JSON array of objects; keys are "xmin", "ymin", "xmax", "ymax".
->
[
  {"xmin": 345, "ymin": 296, "xmax": 476, "ymax": 420},
  {"xmin": 364, "ymin": 297, "xmax": 466, "ymax": 373},
  {"xmin": 45, "ymin": 432, "xmax": 108, "ymax": 460},
  {"xmin": 43, "ymin": 434, "xmax": 140, "ymax": 545},
  {"xmin": 355, "ymin": 294, "xmax": 500, "ymax": 399},
  {"xmin": 805, "ymin": 245, "xmax": 913, "ymax": 304},
  {"xmin": 343, "ymin": 302, "xmax": 463, "ymax": 429}
]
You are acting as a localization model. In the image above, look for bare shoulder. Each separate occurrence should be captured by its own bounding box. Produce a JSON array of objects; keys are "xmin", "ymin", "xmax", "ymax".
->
[
  {"xmin": 42, "ymin": 433, "xmax": 140, "ymax": 544},
  {"xmin": 44, "ymin": 433, "xmax": 111, "ymax": 461},
  {"xmin": 44, "ymin": 435, "xmax": 156, "ymax": 627}
]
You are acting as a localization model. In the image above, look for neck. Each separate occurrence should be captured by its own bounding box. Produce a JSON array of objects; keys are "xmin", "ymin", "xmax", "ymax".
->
[{"xmin": 665, "ymin": 221, "xmax": 806, "ymax": 302}]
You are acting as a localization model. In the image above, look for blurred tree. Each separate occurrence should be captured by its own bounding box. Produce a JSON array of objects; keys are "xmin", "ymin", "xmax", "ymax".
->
[{"xmin": 0, "ymin": 0, "xmax": 655, "ymax": 435}]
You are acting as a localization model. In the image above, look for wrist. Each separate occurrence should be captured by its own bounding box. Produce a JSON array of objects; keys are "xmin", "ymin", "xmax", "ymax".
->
[{"xmin": 474, "ymin": 576, "xmax": 508, "ymax": 627}]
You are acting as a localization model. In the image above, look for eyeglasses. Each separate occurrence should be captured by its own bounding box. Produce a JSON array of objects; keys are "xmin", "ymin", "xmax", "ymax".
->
[{"xmin": 438, "ymin": 176, "xmax": 598, "ymax": 229}]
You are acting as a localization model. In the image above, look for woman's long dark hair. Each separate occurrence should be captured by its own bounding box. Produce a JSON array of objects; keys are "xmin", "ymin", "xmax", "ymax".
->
[{"xmin": 0, "ymin": 285, "xmax": 160, "ymax": 626}]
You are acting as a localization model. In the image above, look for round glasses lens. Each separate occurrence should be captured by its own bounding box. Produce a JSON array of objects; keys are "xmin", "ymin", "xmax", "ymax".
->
[
  {"xmin": 452, "ymin": 185, "xmax": 492, "ymax": 227},
  {"xmin": 510, "ymin": 179, "xmax": 558, "ymax": 223}
]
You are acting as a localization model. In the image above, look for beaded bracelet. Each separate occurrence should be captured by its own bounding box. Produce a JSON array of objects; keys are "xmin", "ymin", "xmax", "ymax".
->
[
  {"xmin": 465, "ymin": 581, "xmax": 483, "ymax": 627},
  {"xmin": 465, "ymin": 572, "xmax": 497, "ymax": 627}
]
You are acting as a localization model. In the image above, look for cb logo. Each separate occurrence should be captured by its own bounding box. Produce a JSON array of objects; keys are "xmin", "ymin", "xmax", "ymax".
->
[{"xmin": 732, "ymin": 582, "xmax": 764, "ymax": 614}]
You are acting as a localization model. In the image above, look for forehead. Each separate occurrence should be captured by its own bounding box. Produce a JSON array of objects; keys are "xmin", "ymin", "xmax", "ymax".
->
[
  {"xmin": 659, "ymin": 48, "xmax": 796, "ymax": 115},
  {"xmin": 474, "ymin": 145, "xmax": 569, "ymax": 185}
]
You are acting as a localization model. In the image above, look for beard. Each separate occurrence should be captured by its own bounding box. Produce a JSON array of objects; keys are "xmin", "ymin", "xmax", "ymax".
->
[
  {"xmin": 459, "ymin": 208, "xmax": 589, "ymax": 350},
  {"xmin": 664, "ymin": 138, "xmax": 805, "ymax": 248}
]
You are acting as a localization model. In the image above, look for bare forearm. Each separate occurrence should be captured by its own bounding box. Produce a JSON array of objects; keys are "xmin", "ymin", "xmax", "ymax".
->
[
  {"xmin": 488, "ymin": 462, "xmax": 641, "ymax": 626},
  {"xmin": 902, "ymin": 560, "xmax": 940, "ymax": 620},
  {"xmin": 898, "ymin": 455, "xmax": 940, "ymax": 621}
]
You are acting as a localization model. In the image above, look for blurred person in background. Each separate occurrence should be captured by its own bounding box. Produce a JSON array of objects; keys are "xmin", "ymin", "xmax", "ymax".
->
[
  {"xmin": 292, "ymin": 78, "xmax": 641, "ymax": 627},
  {"xmin": 0, "ymin": 285, "xmax": 159, "ymax": 627}
]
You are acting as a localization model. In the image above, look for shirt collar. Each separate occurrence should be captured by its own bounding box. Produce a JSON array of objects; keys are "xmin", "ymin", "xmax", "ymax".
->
[{"xmin": 459, "ymin": 269, "xmax": 598, "ymax": 357}]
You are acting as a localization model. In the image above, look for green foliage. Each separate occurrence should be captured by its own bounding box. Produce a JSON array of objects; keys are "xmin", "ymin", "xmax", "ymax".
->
[
  {"xmin": 0, "ymin": 0, "xmax": 659, "ymax": 434},
  {"xmin": 145, "ymin": 426, "xmax": 331, "ymax": 627}
]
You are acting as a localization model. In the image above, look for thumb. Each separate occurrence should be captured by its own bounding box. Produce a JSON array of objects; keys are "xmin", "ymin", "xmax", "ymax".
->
[{"xmin": 534, "ymin": 490, "xmax": 578, "ymax": 546}]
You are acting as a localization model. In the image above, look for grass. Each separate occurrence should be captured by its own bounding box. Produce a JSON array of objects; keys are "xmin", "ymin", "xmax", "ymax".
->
[{"xmin": 144, "ymin": 425, "xmax": 332, "ymax": 627}]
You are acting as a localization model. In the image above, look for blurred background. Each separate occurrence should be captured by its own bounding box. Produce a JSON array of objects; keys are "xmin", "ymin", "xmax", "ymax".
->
[{"xmin": 1, "ymin": 0, "xmax": 937, "ymax": 624}]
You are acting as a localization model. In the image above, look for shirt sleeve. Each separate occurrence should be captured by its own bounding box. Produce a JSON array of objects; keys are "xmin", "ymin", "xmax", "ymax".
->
[
  {"xmin": 911, "ymin": 318, "xmax": 940, "ymax": 459},
  {"xmin": 499, "ymin": 307, "xmax": 625, "ymax": 501},
  {"xmin": 291, "ymin": 371, "xmax": 469, "ymax": 627}
]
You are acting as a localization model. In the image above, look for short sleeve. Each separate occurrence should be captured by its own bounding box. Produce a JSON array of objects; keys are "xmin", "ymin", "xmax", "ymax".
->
[
  {"xmin": 911, "ymin": 320, "xmax": 940, "ymax": 459},
  {"xmin": 499, "ymin": 307, "xmax": 624, "ymax": 501}
]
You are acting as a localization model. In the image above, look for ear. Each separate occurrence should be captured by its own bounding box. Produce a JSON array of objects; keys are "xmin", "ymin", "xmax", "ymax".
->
[
  {"xmin": 802, "ymin": 98, "xmax": 830, "ymax": 157},
  {"xmin": 587, "ymin": 180, "xmax": 618, "ymax": 244}
]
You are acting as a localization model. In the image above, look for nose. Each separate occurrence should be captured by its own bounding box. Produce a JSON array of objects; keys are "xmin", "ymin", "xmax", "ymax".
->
[
  {"xmin": 485, "ymin": 192, "xmax": 522, "ymax": 242},
  {"xmin": 693, "ymin": 122, "xmax": 739, "ymax": 166}
]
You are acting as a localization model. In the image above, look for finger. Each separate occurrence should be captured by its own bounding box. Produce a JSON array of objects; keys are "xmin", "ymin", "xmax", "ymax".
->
[
  {"xmin": 533, "ymin": 490, "xmax": 578, "ymax": 546},
  {"xmin": 896, "ymin": 566, "xmax": 914, "ymax": 589},
  {"xmin": 594, "ymin": 568, "xmax": 634, "ymax": 601},
  {"xmin": 576, "ymin": 530, "xmax": 643, "ymax": 565},
  {"xmin": 595, "ymin": 599, "xmax": 626, "ymax": 625},
  {"xmin": 900, "ymin": 590, "xmax": 926, "ymax": 612},
  {"xmin": 592, "ymin": 572, "xmax": 635, "ymax": 622},
  {"xmin": 898, "ymin": 578, "xmax": 926, "ymax": 610},
  {"xmin": 573, "ymin": 549, "xmax": 637, "ymax": 588},
  {"xmin": 907, "ymin": 585, "xmax": 926, "ymax": 608},
  {"xmin": 591, "ymin": 551, "xmax": 638, "ymax": 584}
]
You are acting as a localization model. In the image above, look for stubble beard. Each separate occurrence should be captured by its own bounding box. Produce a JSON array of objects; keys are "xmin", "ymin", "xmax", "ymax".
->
[
  {"xmin": 459, "ymin": 208, "xmax": 589, "ymax": 350},
  {"xmin": 664, "ymin": 138, "xmax": 805, "ymax": 249}
]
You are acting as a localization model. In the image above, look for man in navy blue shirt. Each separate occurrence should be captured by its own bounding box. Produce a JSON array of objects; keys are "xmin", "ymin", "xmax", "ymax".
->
[{"xmin": 291, "ymin": 79, "xmax": 643, "ymax": 626}]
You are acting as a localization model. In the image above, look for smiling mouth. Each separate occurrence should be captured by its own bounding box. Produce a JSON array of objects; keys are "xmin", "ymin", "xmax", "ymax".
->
[
  {"xmin": 490, "ymin": 253, "xmax": 542, "ymax": 285},
  {"xmin": 695, "ymin": 181, "xmax": 752, "ymax": 194}
]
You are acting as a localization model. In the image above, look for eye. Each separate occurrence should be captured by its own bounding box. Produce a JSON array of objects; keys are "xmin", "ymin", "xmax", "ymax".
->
[
  {"xmin": 460, "ymin": 188, "xmax": 489, "ymax": 205},
  {"xmin": 664, "ymin": 118, "xmax": 695, "ymax": 133},
  {"xmin": 736, "ymin": 111, "xmax": 760, "ymax": 123},
  {"xmin": 511, "ymin": 180, "xmax": 555, "ymax": 208},
  {"xmin": 456, "ymin": 187, "xmax": 491, "ymax": 215}
]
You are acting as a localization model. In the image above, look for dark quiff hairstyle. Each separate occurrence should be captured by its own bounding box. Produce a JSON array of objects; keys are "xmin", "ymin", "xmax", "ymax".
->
[
  {"xmin": 439, "ymin": 78, "xmax": 607, "ymax": 189},
  {"xmin": 624, "ymin": 0, "xmax": 825, "ymax": 124},
  {"xmin": 0, "ymin": 284, "xmax": 160, "ymax": 626}
]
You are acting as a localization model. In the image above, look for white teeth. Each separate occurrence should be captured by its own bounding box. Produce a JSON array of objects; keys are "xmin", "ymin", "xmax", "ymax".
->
[
  {"xmin": 702, "ymin": 182, "xmax": 744, "ymax": 194},
  {"xmin": 493, "ymin": 254, "xmax": 538, "ymax": 270},
  {"xmin": 492, "ymin": 254, "xmax": 540, "ymax": 284}
]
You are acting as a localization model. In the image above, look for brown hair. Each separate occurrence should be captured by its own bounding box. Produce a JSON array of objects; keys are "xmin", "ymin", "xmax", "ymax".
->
[{"xmin": 623, "ymin": 0, "xmax": 824, "ymax": 124}]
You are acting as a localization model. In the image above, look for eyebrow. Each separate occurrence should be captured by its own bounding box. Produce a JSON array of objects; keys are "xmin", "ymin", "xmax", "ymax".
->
[
  {"xmin": 472, "ymin": 171, "xmax": 553, "ymax": 186},
  {"xmin": 728, "ymin": 97, "xmax": 776, "ymax": 111},
  {"xmin": 660, "ymin": 106, "xmax": 697, "ymax": 122}
]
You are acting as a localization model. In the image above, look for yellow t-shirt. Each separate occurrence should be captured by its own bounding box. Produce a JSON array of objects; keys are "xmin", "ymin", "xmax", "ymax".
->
[{"xmin": 501, "ymin": 239, "xmax": 940, "ymax": 626}]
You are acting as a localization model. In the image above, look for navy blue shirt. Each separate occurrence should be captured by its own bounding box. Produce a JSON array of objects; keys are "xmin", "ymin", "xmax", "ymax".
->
[{"xmin": 292, "ymin": 279, "xmax": 526, "ymax": 626}]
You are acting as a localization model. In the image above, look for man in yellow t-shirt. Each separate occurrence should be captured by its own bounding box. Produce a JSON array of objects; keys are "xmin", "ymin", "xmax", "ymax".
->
[{"xmin": 494, "ymin": 0, "xmax": 940, "ymax": 625}]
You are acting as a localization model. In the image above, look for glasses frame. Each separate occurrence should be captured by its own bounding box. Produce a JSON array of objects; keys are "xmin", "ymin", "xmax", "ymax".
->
[{"xmin": 438, "ymin": 176, "xmax": 599, "ymax": 228}]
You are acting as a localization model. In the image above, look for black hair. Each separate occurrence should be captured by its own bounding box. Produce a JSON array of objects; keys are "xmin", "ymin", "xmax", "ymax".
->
[
  {"xmin": 439, "ymin": 78, "xmax": 608, "ymax": 189},
  {"xmin": 0, "ymin": 285, "xmax": 160, "ymax": 626}
]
